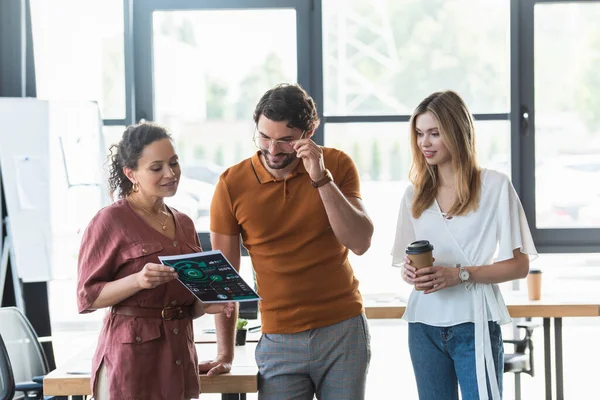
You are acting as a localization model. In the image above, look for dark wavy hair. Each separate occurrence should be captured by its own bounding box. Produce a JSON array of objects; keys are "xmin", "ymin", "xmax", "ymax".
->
[
  {"xmin": 253, "ymin": 83, "xmax": 321, "ymax": 132},
  {"xmin": 107, "ymin": 122, "xmax": 172, "ymax": 199}
]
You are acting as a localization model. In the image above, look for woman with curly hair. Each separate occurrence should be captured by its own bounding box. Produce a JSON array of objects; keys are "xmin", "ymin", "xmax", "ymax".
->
[{"xmin": 77, "ymin": 122, "xmax": 233, "ymax": 400}]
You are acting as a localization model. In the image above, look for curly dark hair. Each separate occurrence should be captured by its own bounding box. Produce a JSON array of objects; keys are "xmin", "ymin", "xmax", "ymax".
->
[
  {"xmin": 253, "ymin": 83, "xmax": 320, "ymax": 132},
  {"xmin": 107, "ymin": 122, "xmax": 172, "ymax": 198}
]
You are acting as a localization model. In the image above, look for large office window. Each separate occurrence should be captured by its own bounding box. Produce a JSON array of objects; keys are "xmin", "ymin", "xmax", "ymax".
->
[
  {"xmin": 30, "ymin": 0, "xmax": 125, "ymax": 120},
  {"xmin": 149, "ymin": 9, "xmax": 298, "ymax": 231},
  {"xmin": 30, "ymin": 0, "xmax": 127, "ymax": 331},
  {"xmin": 532, "ymin": 3, "xmax": 600, "ymax": 229},
  {"xmin": 323, "ymin": 0, "xmax": 510, "ymax": 116},
  {"xmin": 24, "ymin": 0, "xmax": 600, "ymax": 339},
  {"xmin": 518, "ymin": 0, "xmax": 600, "ymax": 252},
  {"xmin": 131, "ymin": 0, "xmax": 312, "ymax": 233}
]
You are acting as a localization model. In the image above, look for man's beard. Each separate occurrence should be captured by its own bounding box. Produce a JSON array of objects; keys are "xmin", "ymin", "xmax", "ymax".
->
[{"xmin": 260, "ymin": 149, "xmax": 297, "ymax": 170}]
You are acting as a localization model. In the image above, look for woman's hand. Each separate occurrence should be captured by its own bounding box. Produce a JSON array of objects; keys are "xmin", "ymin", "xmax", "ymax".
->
[
  {"xmin": 402, "ymin": 256, "xmax": 417, "ymax": 284},
  {"xmin": 413, "ymin": 265, "xmax": 461, "ymax": 294},
  {"xmin": 136, "ymin": 263, "xmax": 178, "ymax": 289},
  {"xmin": 202, "ymin": 302, "xmax": 235, "ymax": 317}
]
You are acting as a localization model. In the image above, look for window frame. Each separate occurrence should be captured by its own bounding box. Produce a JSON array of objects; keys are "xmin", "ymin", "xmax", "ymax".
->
[
  {"xmin": 516, "ymin": 0, "xmax": 600, "ymax": 253},
  {"xmin": 129, "ymin": 0, "xmax": 318, "ymax": 126}
]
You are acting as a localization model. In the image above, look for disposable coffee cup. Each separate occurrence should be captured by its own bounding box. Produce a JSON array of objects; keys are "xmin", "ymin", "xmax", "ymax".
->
[
  {"xmin": 406, "ymin": 240, "xmax": 434, "ymax": 291},
  {"xmin": 527, "ymin": 269, "xmax": 542, "ymax": 301}
]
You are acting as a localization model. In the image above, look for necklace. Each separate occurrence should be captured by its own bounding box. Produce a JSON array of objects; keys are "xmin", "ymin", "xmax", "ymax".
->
[{"xmin": 128, "ymin": 196, "xmax": 170, "ymax": 231}]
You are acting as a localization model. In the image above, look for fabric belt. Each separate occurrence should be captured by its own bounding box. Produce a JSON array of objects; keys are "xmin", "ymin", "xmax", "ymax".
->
[{"xmin": 111, "ymin": 305, "xmax": 193, "ymax": 320}]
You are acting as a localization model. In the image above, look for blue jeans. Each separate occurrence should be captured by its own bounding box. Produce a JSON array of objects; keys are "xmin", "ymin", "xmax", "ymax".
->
[{"xmin": 408, "ymin": 322, "xmax": 503, "ymax": 400}]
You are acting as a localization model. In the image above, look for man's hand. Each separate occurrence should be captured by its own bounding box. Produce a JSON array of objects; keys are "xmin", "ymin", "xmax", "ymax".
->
[
  {"xmin": 293, "ymin": 138, "xmax": 326, "ymax": 182},
  {"xmin": 198, "ymin": 354, "xmax": 233, "ymax": 377}
]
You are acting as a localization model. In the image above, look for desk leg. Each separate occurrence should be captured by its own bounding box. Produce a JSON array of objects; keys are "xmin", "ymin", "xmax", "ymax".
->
[
  {"xmin": 544, "ymin": 317, "xmax": 552, "ymax": 400},
  {"xmin": 222, "ymin": 394, "xmax": 246, "ymax": 400},
  {"xmin": 554, "ymin": 317, "xmax": 563, "ymax": 400}
]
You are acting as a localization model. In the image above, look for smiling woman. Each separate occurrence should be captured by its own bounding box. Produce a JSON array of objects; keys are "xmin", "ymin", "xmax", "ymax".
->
[
  {"xmin": 77, "ymin": 121, "xmax": 234, "ymax": 400},
  {"xmin": 107, "ymin": 123, "xmax": 176, "ymax": 200},
  {"xmin": 392, "ymin": 91, "xmax": 536, "ymax": 400}
]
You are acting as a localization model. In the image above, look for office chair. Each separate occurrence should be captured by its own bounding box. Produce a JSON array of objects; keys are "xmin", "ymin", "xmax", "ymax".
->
[
  {"xmin": 0, "ymin": 307, "xmax": 54, "ymax": 400},
  {"xmin": 0, "ymin": 334, "xmax": 16, "ymax": 400},
  {"xmin": 503, "ymin": 320, "xmax": 538, "ymax": 400}
]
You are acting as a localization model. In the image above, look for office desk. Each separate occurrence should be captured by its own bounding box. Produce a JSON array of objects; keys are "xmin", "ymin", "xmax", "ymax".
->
[
  {"xmin": 44, "ymin": 342, "xmax": 258, "ymax": 400},
  {"xmin": 364, "ymin": 292, "xmax": 600, "ymax": 400}
]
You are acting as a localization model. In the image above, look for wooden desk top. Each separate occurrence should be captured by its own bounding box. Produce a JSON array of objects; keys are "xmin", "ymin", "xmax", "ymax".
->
[
  {"xmin": 44, "ymin": 343, "xmax": 258, "ymax": 396},
  {"xmin": 45, "ymin": 293, "xmax": 600, "ymax": 395},
  {"xmin": 364, "ymin": 292, "xmax": 600, "ymax": 319},
  {"xmin": 503, "ymin": 292, "xmax": 600, "ymax": 318}
]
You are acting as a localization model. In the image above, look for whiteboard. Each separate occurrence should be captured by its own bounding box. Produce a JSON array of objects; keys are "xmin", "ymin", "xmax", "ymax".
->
[{"xmin": 0, "ymin": 99, "xmax": 103, "ymax": 283}]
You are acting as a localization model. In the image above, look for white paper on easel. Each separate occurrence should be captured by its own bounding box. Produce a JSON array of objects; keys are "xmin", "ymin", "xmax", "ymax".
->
[{"xmin": 14, "ymin": 156, "xmax": 47, "ymax": 210}]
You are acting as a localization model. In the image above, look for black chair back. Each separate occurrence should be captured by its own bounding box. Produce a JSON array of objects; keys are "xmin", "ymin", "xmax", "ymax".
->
[
  {"xmin": 504, "ymin": 320, "xmax": 538, "ymax": 400},
  {"xmin": 0, "ymin": 334, "xmax": 16, "ymax": 400},
  {"xmin": 0, "ymin": 307, "xmax": 50, "ymax": 400}
]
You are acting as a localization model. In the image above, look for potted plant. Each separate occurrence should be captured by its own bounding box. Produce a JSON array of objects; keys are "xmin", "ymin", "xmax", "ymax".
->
[{"xmin": 235, "ymin": 318, "xmax": 248, "ymax": 346}]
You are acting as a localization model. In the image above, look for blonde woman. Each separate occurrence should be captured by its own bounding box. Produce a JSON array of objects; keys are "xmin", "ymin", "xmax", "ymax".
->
[{"xmin": 392, "ymin": 91, "xmax": 537, "ymax": 400}]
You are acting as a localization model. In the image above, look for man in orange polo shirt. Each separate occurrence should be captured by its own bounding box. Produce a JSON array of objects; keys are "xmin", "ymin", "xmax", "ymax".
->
[{"xmin": 200, "ymin": 83, "xmax": 374, "ymax": 399}]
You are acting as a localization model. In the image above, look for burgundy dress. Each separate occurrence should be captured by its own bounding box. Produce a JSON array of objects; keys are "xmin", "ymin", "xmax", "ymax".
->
[{"xmin": 77, "ymin": 199, "xmax": 202, "ymax": 400}]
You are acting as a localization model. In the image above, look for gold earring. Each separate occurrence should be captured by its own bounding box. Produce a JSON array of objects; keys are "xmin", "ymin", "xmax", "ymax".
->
[{"xmin": 133, "ymin": 183, "xmax": 139, "ymax": 193}]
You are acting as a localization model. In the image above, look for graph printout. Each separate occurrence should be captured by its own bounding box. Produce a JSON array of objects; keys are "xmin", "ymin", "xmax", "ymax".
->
[{"xmin": 159, "ymin": 250, "xmax": 260, "ymax": 303}]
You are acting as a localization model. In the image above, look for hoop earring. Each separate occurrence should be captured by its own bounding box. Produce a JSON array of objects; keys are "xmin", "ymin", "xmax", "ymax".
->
[{"xmin": 132, "ymin": 183, "xmax": 139, "ymax": 193}]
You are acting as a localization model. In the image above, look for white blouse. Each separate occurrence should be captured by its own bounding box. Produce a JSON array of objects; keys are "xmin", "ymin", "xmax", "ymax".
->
[{"xmin": 391, "ymin": 169, "xmax": 538, "ymax": 400}]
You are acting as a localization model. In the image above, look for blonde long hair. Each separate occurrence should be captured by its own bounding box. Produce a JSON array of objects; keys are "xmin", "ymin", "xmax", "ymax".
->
[{"xmin": 408, "ymin": 91, "xmax": 481, "ymax": 219}]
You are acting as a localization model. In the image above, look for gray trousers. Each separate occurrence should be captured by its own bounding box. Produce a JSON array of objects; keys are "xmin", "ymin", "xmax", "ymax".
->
[{"xmin": 255, "ymin": 314, "xmax": 371, "ymax": 400}]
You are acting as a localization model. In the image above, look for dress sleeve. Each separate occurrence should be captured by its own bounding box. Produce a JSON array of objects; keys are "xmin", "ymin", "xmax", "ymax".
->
[
  {"xmin": 76, "ymin": 208, "xmax": 122, "ymax": 313},
  {"xmin": 391, "ymin": 188, "xmax": 416, "ymax": 267},
  {"xmin": 495, "ymin": 176, "xmax": 538, "ymax": 263},
  {"xmin": 210, "ymin": 176, "xmax": 241, "ymax": 236}
]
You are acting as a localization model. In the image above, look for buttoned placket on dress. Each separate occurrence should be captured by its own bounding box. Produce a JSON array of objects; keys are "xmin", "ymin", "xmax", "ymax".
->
[
  {"xmin": 135, "ymin": 205, "xmax": 192, "ymax": 374},
  {"xmin": 166, "ymin": 223, "xmax": 191, "ymax": 370}
]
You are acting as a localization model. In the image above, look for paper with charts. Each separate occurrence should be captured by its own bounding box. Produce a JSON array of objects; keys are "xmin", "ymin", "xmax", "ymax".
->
[{"xmin": 158, "ymin": 250, "xmax": 260, "ymax": 303}]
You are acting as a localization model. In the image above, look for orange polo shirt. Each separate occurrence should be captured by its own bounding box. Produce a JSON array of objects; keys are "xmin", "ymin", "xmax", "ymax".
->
[{"xmin": 210, "ymin": 148, "xmax": 364, "ymax": 333}]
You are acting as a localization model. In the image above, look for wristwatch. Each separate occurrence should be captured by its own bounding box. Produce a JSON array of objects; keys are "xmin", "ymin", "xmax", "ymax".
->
[
  {"xmin": 311, "ymin": 169, "xmax": 333, "ymax": 188},
  {"xmin": 457, "ymin": 263, "xmax": 470, "ymax": 283}
]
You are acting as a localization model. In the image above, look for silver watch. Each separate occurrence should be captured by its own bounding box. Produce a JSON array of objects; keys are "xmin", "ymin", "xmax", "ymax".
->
[{"xmin": 457, "ymin": 263, "xmax": 470, "ymax": 283}]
